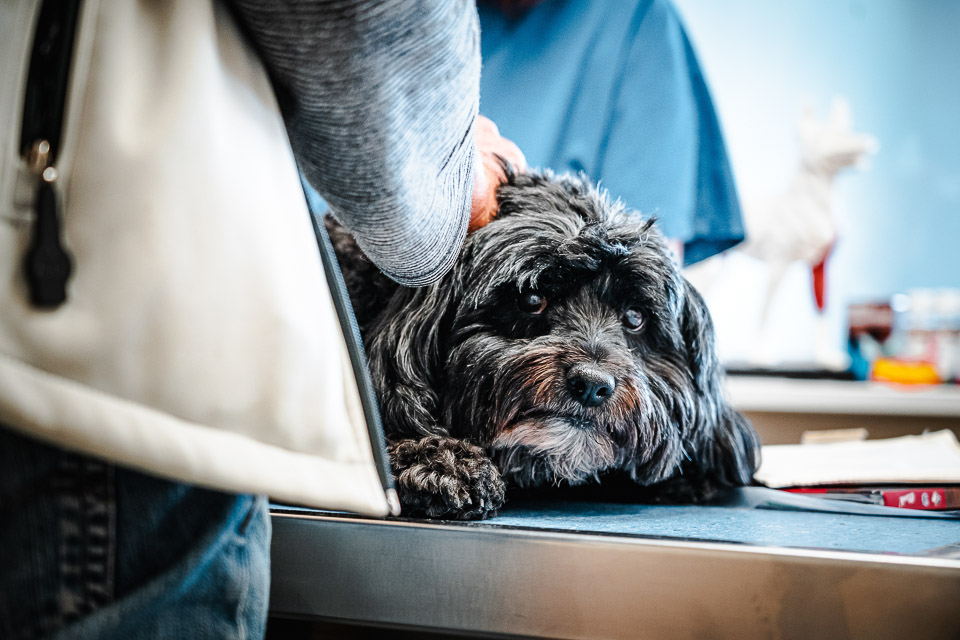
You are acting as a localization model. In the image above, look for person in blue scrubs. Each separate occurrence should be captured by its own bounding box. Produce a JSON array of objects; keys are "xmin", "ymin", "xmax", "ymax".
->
[{"xmin": 478, "ymin": 0, "xmax": 743, "ymax": 265}]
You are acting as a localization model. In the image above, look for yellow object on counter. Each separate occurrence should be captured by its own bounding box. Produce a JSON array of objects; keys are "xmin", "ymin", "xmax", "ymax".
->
[{"xmin": 871, "ymin": 358, "xmax": 941, "ymax": 385}]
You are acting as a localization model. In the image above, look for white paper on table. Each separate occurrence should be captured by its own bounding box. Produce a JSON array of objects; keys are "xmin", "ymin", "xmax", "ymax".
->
[{"xmin": 756, "ymin": 429, "xmax": 960, "ymax": 488}]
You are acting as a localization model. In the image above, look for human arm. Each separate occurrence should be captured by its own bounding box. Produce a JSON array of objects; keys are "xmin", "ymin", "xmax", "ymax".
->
[{"xmin": 228, "ymin": 0, "xmax": 484, "ymax": 286}]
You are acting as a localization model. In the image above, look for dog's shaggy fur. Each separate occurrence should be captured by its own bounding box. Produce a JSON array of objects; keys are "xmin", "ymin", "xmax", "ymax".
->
[{"xmin": 329, "ymin": 171, "xmax": 760, "ymax": 520}]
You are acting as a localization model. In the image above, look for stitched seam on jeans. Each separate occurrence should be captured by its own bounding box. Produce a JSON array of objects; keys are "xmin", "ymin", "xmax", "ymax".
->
[
  {"xmin": 55, "ymin": 453, "xmax": 115, "ymax": 627},
  {"xmin": 236, "ymin": 495, "xmax": 260, "ymax": 537},
  {"xmin": 81, "ymin": 458, "xmax": 115, "ymax": 612}
]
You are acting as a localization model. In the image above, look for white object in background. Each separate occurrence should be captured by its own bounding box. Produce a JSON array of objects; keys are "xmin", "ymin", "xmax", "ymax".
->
[
  {"xmin": 756, "ymin": 430, "xmax": 960, "ymax": 488},
  {"xmin": 934, "ymin": 289, "xmax": 960, "ymax": 381},
  {"xmin": 799, "ymin": 427, "xmax": 868, "ymax": 445},
  {"xmin": 740, "ymin": 98, "xmax": 877, "ymax": 269},
  {"xmin": 891, "ymin": 288, "xmax": 960, "ymax": 381},
  {"xmin": 740, "ymin": 98, "xmax": 878, "ymax": 366},
  {"xmin": 899, "ymin": 289, "xmax": 939, "ymax": 362}
]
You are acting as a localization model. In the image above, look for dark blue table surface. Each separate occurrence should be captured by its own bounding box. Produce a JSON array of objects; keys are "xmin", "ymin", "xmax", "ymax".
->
[
  {"xmin": 273, "ymin": 488, "xmax": 960, "ymax": 558},
  {"xmin": 475, "ymin": 499, "xmax": 960, "ymax": 556}
]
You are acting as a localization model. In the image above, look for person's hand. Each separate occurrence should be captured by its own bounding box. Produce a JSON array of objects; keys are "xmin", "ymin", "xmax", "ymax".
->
[{"xmin": 469, "ymin": 115, "xmax": 526, "ymax": 233}]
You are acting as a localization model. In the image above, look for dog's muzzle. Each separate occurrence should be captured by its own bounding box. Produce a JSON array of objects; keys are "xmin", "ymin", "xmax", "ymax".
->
[{"xmin": 565, "ymin": 363, "xmax": 615, "ymax": 407}]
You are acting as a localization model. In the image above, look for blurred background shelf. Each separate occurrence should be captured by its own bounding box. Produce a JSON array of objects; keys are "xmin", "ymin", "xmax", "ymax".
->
[
  {"xmin": 727, "ymin": 376, "xmax": 960, "ymax": 416},
  {"xmin": 726, "ymin": 376, "xmax": 960, "ymax": 444}
]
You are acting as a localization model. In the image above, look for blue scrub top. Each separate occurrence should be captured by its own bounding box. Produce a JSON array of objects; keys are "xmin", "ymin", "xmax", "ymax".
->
[{"xmin": 478, "ymin": 0, "xmax": 743, "ymax": 264}]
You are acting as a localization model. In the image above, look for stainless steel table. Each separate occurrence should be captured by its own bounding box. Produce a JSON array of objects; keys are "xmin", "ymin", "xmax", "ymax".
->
[{"xmin": 268, "ymin": 494, "xmax": 960, "ymax": 639}]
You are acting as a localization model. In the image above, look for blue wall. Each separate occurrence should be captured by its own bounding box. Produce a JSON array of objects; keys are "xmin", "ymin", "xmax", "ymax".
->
[{"xmin": 673, "ymin": 0, "xmax": 960, "ymax": 361}]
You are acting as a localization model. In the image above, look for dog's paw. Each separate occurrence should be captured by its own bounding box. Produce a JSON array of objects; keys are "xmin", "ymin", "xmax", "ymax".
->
[{"xmin": 389, "ymin": 436, "xmax": 506, "ymax": 520}]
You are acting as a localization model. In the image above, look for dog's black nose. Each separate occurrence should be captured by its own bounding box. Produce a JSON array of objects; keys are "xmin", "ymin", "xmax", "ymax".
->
[{"xmin": 566, "ymin": 364, "xmax": 616, "ymax": 407}]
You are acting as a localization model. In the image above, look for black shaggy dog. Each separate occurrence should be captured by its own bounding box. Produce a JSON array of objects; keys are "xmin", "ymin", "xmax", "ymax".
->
[{"xmin": 329, "ymin": 170, "xmax": 760, "ymax": 520}]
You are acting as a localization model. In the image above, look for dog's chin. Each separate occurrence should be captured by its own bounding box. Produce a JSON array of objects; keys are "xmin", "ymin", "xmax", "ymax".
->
[{"xmin": 490, "ymin": 417, "xmax": 619, "ymax": 488}]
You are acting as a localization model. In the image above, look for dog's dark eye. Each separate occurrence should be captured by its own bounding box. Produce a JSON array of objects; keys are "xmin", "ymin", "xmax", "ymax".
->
[
  {"xmin": 621, "ymin": 308, "xmax": 644, "ymax": 332},
  {"xmin": 518, "ymin": 291, "xmax": 547, "ymax": 315}
]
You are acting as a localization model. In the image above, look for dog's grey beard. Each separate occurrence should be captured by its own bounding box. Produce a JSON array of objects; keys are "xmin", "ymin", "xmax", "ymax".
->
[{"xmin": 491, "ymin": 418, "xmax": 619, "ymax": 487}]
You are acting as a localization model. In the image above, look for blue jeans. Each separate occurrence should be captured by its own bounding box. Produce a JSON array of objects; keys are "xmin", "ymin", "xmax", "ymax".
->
[{"xmin": 0, "ymin": 427, "xmax": 271, "ymax": 639}]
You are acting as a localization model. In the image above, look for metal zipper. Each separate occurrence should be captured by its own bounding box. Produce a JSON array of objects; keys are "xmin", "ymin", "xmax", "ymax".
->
[
  {"xmin": 19, "ymin": 0, "xmax": 82, "ymax": 308},
  {"xmin": 305, "ymin": 188, "xmax": 399, "ymax": 515}
]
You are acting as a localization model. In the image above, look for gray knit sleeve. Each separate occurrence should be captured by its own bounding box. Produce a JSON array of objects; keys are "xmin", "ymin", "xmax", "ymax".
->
[{"xmin": 228, "ymin": 0, "xmax": 480, "ymax": 286}]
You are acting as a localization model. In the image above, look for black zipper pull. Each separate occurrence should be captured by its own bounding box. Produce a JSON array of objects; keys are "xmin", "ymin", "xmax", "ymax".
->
[{"xmin": 24, "ymin": 139, "xmax": 73, "ymax": 308}]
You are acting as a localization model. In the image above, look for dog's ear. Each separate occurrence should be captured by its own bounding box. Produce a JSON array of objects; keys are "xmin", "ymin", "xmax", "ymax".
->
[
  {"xmin": 678, "ymin": 279, "xmax": 721, "ymax": 396},
  {"xmin": 698, "ymin": 405, "xmax": 760, "ymax": 488},
  {"xmin": 677, "ymin": 279, "xmax": 760, "ymax": 489},
  {"xmin": 366, "ymin": 277, "xmax": 463, "ymax": 439}
]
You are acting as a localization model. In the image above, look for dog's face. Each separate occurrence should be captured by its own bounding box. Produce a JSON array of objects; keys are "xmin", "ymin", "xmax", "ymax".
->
[
  {"xmin": 347, "ymin": 170, "xmax": 759, "ymax": 513},
  {"xmin": 425, "ymin": 172, "xmax": 757, "ymax": 492}
]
